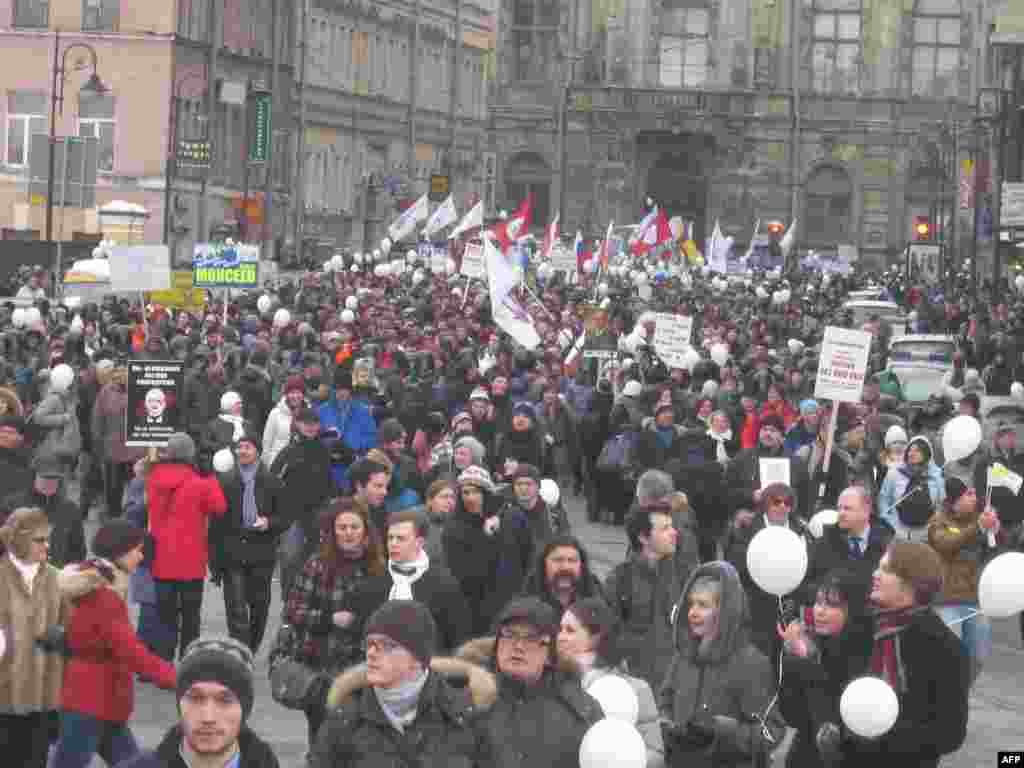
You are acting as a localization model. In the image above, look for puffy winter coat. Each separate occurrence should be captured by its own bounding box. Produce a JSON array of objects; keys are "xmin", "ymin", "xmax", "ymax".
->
[
  {"xmin": 261, "ymin": 398, "xmax": 299, "ymax": 469},
  {"xmin": 146, "ymin": 461, "xmax": 227, "ymax": 581}
]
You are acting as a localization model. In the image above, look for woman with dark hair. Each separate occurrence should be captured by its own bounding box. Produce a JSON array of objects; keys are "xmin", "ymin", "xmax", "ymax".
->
[
  {"xmin": 277, "ymin": 497, "xmax": 386, "ymax": 747},
  {"xmin": 557, "ymin": 597, "xmax": 665, "ymax": 767},
  {"xmin": 776, "ymin": 569, "xmax": 874, "ymax": 767}
]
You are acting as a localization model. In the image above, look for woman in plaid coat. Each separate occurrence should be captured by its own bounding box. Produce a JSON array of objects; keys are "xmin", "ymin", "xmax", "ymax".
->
[{"xmin": 277, "ymin": 497, "xmax": 386, "ymax": 748}]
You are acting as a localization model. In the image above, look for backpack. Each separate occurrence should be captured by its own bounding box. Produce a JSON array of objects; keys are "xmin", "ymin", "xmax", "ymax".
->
[{"xmin": 896, "ymin": 473, "xmax": 934, "ymax": 527}]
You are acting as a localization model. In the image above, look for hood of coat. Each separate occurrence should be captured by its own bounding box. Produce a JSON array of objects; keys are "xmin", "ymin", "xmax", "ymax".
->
[
  {"xmin": 673, "ymin": 561, "xmax": 750, "ymax": 665},
  {"xmin": 58, "ymin": 559, "xmax": 129, "ymax": 602},
  {"xmin": 325, "ymin": 657, "xmax": 497, "ymax": 712},
  {"xmin": 148, "ymin": 461, "xmax": 196, "ymax": 495}
]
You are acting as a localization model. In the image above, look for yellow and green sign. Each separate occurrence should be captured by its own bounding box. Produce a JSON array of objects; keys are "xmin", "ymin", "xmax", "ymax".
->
[{"xmin": 192, "ymin": 243, "xmax": 260, "ymax": 288}]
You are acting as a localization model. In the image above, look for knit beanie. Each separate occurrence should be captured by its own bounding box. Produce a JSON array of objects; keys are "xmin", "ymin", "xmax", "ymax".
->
[
  {"xmin": 884, "ymin": 425, "xmax": 908, "ymax": 448},
  {"xmin": 512, "ymin": 402, "xmax": 536, "ymax": 420},
  {"xmin": 163, "ymin": 432, "xmax": 196, "ymax": 463},
  {"xmin": 453, "ymin": 435, "xmax": 486, "ymax": 465},
  {"xmin": 364, "ymin": 600, "xmax": 436, "ymax": 666},
  {"xmin": 457, "ymin": 465, "xmax": 494, "ymax": 494},
  {"xmin": 91, "ymin": 520, "xmax": 146, "ymax": 562},
  {"xmin": 177, "ymin": 637, "xmax": 256, "ymax": 720},
  {"xmin": 284, "ymin": 375, "xmax": 305, "ymax": 395}
]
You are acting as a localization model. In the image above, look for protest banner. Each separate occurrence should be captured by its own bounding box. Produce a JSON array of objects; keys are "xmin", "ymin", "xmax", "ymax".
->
[{"xmin": 125, "ymin": 360, "xmax": 185, "ymax": 447}]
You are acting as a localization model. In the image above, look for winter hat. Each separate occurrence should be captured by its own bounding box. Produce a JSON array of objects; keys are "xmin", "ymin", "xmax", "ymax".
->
[
  {"xmin": 494, "ymin": 596, "xmax": 558, "ymax": 638},
  {"xmin": 799, "ymin": 399, "xmax": 819, "ymax": 415},
  {"xmin": 177, "ymin": 636, "xmax": 256, "ymax": 720},
  {"xmin": 364, "ymin": 600, "xmax": 437, "ymax": 666},
  {"xmin": 453, "ymin": 436, "xmax": 486, "ymax": 465},
  {"xmin": 457, "ymin": 465, "xmax": 494, "ymax": 494},
  {"xmin": 944, "ymin": 476, "xmax": 969, "ymax": 506},
  {"xmin": 378, "ymin": 418, "xmax": 406, "ymax": 444},
  {"xmin": 884, "ymin": 425, "xmax": 908, "ymax": 448},
  {"xmin": 162, "ymin": 432, "xmax": 196, "ymax": 463},
  {"xmin": 284, "ymin": 375, "xmax": 305, "ymax": 395},
  {"xmin": 469, "ymin": 387, "xmax": 491, "ymax": 402},
  {"xmin": 622, "ymin": 380, "xmax": 643, "ymax": 398},
  {"xmin": 451, "ymin": 411, "xmax": 474, "ymax": 431},
  {"xmin": 220, "ymin": 391, "xmax": 242, "ymax": 413},
  {"xmin": 905, "ymin": 436, "xmax": 932, "ymax": 463},
  {"xmin": 512, "ymin": 402, "xmax": 536, "ymax": 420},
  {"xmin": 91, "ymin": 519, "xmax": 146, "ymax": 562}
]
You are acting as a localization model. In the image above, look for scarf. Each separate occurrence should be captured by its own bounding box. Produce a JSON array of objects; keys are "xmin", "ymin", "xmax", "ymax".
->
[
  {"xmin": 655, "ymin": 425, "xmax": 675, "ymax": 450},
  {"xmin": 238, "ymin": 463, "xmax": 259, "ymax": 528},
  {"xmin": 374, "ymin": 668, "xmax": 429, "ymax": 732},
  {"xmin": 388, "ymin": 551, "xmax": 430, "ymax": 600},
  {"xmin": 707, "ymin": 428, "xmax": 733, "ymax": 463},
  {"xmin": 219, "ymin": 414, "xmax": 246, "ymax": 442},
  {"xmin": 870, "ymin": 607, "xmax": 921, "ymax": 693}
]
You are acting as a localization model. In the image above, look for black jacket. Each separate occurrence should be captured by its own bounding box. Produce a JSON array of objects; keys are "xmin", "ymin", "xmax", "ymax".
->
[
  {"xmin": 348, "ymin": 562, "xmax": 473, "ymax": 652},
  {"xmin": 270, "ymin": 436, "xmax": 336, "ymax": 543},
  {"xmin": 802, "ymin": 521, "xmax": 894, "ymax": 607},
  {"xmin": 725, "ymin": 445, "xmax": 812, "ymax": 519},
  {"xmin": 0, "ymin": 446, "xmax": 34, "ymax": 504},
  {"xmin": 116, "ymin": 725, "xmax": 279, "ymax": 768},
  {"xmin": 211, "ymin": 464, "xmax": 287, "ymax": 569},
  {"xmin": 181, "ymin": 368, "xmax": 221, "ymax": 437},
  {"xmin": 233, "ymin": 365, "xmax": 274, "ymax": 434}
]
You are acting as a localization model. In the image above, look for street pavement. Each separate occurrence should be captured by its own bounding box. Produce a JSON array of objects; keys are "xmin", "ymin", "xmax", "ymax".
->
[{"xmin": 84, "ymin": 492, "xmax": 1022, "ymax": 767}]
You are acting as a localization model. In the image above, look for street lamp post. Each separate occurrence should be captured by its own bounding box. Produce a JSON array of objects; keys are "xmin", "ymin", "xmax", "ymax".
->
[{"xmin": 46, "ymin": 30, "xmax": 107, "ymax": 245}]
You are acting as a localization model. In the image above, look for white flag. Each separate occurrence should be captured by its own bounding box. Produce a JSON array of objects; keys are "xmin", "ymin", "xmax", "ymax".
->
[
  {"xmin": 780, "ymin": 218, "xmax": 798, "ymax": 257},
  {"xmin": 708, "ymin": 220, "xmax": 734, "ymax": 274},
  {"xmin": 743, "ymin": 218, "xmax": 761, "ymax": 263},
  {"xmin": 989, "ymin": 463, "xmax": 1023, "ymax": 495},
  {"xmin": 388, "ymin": 194, "xmax": 429, "ymax": 241},
  {"xmin": 484, "ymin": 237, "xmax": 540, "ymax": 349},
  {"xmin": 449, "ymin": 200, "xmax": 483, "ymax": 240},
  {"xmin": 424, "ymin": 195, "xmax": 458, "ymax": 238}
]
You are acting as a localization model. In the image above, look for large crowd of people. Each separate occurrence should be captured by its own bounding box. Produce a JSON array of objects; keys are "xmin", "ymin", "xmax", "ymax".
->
[{"xmin": 0, "ymin": 256, "xmax": 1020, "ymax": 768}]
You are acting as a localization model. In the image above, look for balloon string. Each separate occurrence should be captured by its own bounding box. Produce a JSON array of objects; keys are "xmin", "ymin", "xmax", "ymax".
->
[{"xmin": 944, "ymin": 608, "xmax": 981, "ymax": 627}]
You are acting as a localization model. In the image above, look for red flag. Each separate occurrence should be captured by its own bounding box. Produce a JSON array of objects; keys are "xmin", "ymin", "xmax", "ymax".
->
[
  {"xmin": 492, "ymin": 193, "xmax": 533, "ymax": 252},
  {"xmin": 542, "ymin": 213, "xmax": 560, "ymax": 261},
  {"xmin": 655, "ymin": 208, "xmax": 673, "ymax": 245}
]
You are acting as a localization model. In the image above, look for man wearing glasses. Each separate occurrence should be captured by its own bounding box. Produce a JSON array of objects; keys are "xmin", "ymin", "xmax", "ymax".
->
[
  {"xmin": 478, "ymin": 597, "xmax": 602, "ymax": 768},
  {"xmin": 312, "ymin": 600, "xmax": 492, "ymax": 767},
  {"xmin": 723, "ymin": 482, "xmax": 812, "ymax": 662}
]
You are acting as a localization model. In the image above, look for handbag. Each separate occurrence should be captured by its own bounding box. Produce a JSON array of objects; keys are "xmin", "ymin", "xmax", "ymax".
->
[{"xmin": 268, "ymin": 599, "xmax": 325, "ymax": 710}]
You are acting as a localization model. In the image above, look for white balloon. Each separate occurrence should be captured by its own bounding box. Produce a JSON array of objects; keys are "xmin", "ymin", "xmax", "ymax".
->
[
  {"xmin": 941, "ymin": 415, "xmax": 982, "ymax": 463},
  {"xmin": 788, "ymin": 339, "xmax": 804, "ymax": 355},
  {"xmin": 273, "ymin": 308, "xmax": 291, "ymax": 328},
  {"xmin": 374, "ymin": 264, "xmax": 389, "ymax": 277},
  {"xmin": 840, "ymin": 677, "xmax": 899, "ymax": 739},
  {"xmin": 682, "ymin": 347, "xmax": 702, "ymax": 373},
  {"xmin": 579, "ymin": 718, "xmax": 645, "ymax": 768},
  {"xmin": 1012, "ymin": 382, "xmax": 1024, "ymax": 400},
  {"xmin": 412, "ymin": 269, "xmax": 425, "ymax": 285},
  {"xmin": 353, "ymin": 252, "xmax": 364, "ymax": 265},
  {"xmin": 539, "ymin": 478, "xmax": 560, "ymax": 506},
  {"xmin": 11, "ymin": 308, "xmax": 26, "ymax": 328},
  {"xmin": 380, "ymin": 237, "xmax": 392, "ymax": 255},
  {"xmin": 633, "ymin": 270, "xmax": 648, "ymax": 286},
  {"xmin": 391, "ymin": 259, "xmax": 405, "ymax": 275},
  {"xmin": 372, "ymin": 249, "xmax": 382, "ymax": 262},
  {"xmin": 978, "ymin": 551, "xmax": 1024, "ymax": 618},
  {"xmin": 350, "ymin": 264, "xmax": 360, "ymax": 273},
  {"xmin": 70, "ymin": 314, "xmax": 84, "ymax": 332},
  {"xmin": 587, "ymin": 676, "xmax": 639, "ymax": 725},
  {"xmin": 49, "ymin": 363, "xmax": 74, "ymax": 393},
  {"xmin": 755, "ymin": 286, "xmax": 768, "ymax": 300},
  {"xmin": 257, "ymin": 295, "xmax": 272, "ymax": 315},
  {"xmin": 710, "ymin": 343, "xmax": 729, "ymax": 366},
  {"xmin": 25, "ymin": 307, "xmax": 41, "ymax": 326},
  {"xmin": 341, "ymin": 309, "xmax": 356, "ymax": 324},
  {"xmin": 583, "ymin": 259, "xmax": 595, "ymax": 275},
  {"xmin": 746, "ymin": 526, "xmax": 808, "ymax": 596},
  {"xmin": 322, "ymin": 260, "xmax": 335, "ymax": 274},
  {"xmin": 807, "ymin": 509, "xmax": 838, "ymax": 539},
  {"xmin": 212, "ymin": 449, "xmax": 235, "ymax": 474},
  {"xmin": 1016, "ymin": 275, "xmax": 1024, "ymax": 293},
  {"xmin": 345, "ymin": 296, "xmax": 359, "ymax": 311}
]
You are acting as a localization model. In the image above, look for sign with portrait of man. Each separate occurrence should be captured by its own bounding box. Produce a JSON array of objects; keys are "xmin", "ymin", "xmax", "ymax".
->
[{"xmin": 125, "ymin": 360, "xmax": 186, "ymax": 447}]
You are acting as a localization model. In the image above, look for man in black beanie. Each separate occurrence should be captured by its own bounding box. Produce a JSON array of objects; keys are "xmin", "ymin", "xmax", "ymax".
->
[
  {"xmin": 311, "ymin": 600, "xmax": 493, "ymax": 768},
  {"xmin": 118, "ymin": 636, "xmax": 280, "ymax": 768}
]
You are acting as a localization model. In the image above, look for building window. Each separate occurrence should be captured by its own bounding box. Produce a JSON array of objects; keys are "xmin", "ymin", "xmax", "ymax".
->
[
  {"xmin": 510, "ymin": 0, "xmax": 557, "ymax": 82},
  {"xmin": 177, "ymin": 0, "xmax": 209, "ymax": 42},
  {"xmin": 5, "ymin": 91, "xmax": 47, "ymax": 167},
  {"xmin": 82, "ymin": 0, "xmax": 119, "ymax": 32},
  {"xmin": 13, "ymin": 0, "xmax": 48, "ymax": 27},
  {"xmin": 911, "ymin": 0, "xmax": 962, "ymax": 99},
  {"xmin": 805, "ymin": 166, "xmax": 852, "ymax": 244},
  {"xmin": 659, "ymin": 2, "xmax": 710, "ymax": 88},
  {"xmin": 811, "ymin": 0, "xmax": 861, "ymax": 94},
  {"xmin": 77, "ymin": 92, "xmax": 115, "ymax": 174}
]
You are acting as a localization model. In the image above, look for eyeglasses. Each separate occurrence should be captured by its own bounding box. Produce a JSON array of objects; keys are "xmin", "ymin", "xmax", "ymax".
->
[
  {"xmin": 362, "ymin": 637, "xmax": 404, "ymax": 655},
  {"xmin": 497, "ymin": 627, "xmax": 550, "ymax": 649}
]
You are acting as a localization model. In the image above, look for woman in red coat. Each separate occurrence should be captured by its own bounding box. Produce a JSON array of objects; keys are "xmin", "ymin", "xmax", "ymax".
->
[
  {"xmin": 146, "ymin": 433, "xmax": 227, "ymax": 662},
  {"xmin": 51, "ymin": 521, "xmax": 176, "ymax": 768},
  {"xmin": 758, "ymin": 383, "xmax": 798, "ymax": 432}
]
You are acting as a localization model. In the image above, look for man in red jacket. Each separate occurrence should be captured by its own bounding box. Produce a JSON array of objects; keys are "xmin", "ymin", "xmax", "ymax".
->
[{"xmin": 147, "ymin": 432, "xmax": 228, "ymax": 661}]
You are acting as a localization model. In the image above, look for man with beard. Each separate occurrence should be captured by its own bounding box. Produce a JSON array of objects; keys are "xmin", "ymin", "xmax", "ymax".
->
[
  {"xmin": 521, "ymin": 535, "xmax": 604, "ymax": 616},
  {"xmin": 507, "ymin": 464, "xmax": 569, "ymax": 559}
]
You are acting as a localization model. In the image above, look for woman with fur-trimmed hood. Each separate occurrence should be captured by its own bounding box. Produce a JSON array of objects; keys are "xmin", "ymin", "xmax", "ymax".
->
[{"xmin": 311, "ymin": 600, "xmax": 494, "ymax": 768}]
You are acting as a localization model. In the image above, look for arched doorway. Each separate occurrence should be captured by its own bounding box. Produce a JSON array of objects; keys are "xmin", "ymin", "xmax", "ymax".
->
[
  {"xmin": 804, "ymin": 166, "xmax": 853, "ymax": 246},
  {"xmin": 641, "ymin": 132, "xmax": 711, "ymax": 244},
  {"xmin": 503, "ymin": 152, "xmax": 551, "ymax": 227}
]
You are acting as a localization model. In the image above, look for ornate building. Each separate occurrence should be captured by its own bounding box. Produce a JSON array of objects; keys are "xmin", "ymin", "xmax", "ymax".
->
[{"xmin": 488, "ymin": 0, "xmax": 1011, "ymax": 270}]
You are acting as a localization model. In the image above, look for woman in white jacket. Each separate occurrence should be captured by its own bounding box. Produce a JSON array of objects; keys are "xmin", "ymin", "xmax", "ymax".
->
[
  {"xmin": 557, "ymin": 596, "xmax": 665, "ymax": 768},
  {"xmin": 261, "ymin": 376, "xmax": 307, "ymax": 468}
]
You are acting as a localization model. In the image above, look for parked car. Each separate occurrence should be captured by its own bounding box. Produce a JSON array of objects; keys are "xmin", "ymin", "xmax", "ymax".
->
[
  {"xmin": 878, "ymin": 335, "xmax": 958, "ymax": 403},
  {"xmin": 841, "ymin": 299, "xmax": 909, "ymax": 337}
]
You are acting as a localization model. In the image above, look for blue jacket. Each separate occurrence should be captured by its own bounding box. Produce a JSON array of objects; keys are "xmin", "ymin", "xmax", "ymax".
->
[
  {"xmin": 878, "ymin": 460, "xmax": 945, "ymax": 540},
  {"xmin": 318, "ymin": 393, "xmax": 377, "ymax": 491}
]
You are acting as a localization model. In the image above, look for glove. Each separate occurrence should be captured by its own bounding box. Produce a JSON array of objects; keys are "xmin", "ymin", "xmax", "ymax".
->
[{"xmin": 816, "ymin": 722, "xmax": 843, "ymax": 765}]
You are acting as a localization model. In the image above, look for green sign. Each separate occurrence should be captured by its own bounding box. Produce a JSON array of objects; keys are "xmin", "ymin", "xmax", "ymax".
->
[
  {"xmin": 248, "ymin": 91, "xmax": 271, "ymax": 164},
  {"xmin": 193, "ymin": 242, "xmax": 260, "ymax": 288}
]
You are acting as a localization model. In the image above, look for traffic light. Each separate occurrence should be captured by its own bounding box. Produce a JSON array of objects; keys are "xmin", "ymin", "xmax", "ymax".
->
[
  {"xmin": 913, "ymin": 216, "xmax": 932, "ymax": 241},
  {"xmin": 766, "ymin": 221, "xmax": 785, "ymax": 237}
]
